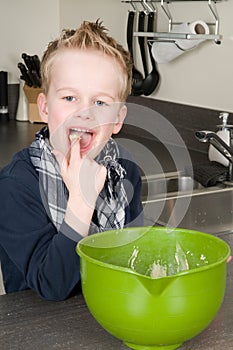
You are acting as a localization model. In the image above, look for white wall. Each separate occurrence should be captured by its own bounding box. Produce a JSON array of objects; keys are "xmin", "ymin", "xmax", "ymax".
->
[
  {"xmin": 59, "ymin": 0, "xmax": 127, "ymax": 44},
  {"xmin": 1, "ymin": 0, "xmax": 232, "ymax": 112},
  {"xmin": 0, "ymin": 0, "xmax": 60, "ymax": 83},
  {"xmin": 59, "ymin": 0, "xmax": 233, "ymax": 113},
  {"xmin": 153, "ymin": 1, "xmax": 233, "ymax": 112}
]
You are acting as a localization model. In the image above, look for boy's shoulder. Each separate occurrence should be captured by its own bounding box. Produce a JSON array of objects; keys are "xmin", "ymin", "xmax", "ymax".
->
[
  {"xmin": 116, "ymin": 141, "xmax": 141, "ymax": 182},
  {"xmin": 0, "ymin": 148, "xmax": 38, "ymax": 183},
  {"xmin": 116, "ymin": 141, "xmax": 133, "ymax": 159}
]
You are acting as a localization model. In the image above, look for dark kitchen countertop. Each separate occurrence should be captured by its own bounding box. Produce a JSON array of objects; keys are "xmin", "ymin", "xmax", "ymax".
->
[
  {"xmin": 0, "ymin": 231, "xmax": 232, "ymax": 350},
  {"xmin": 0, "ymin": 120, "xmax": 43, "ymax": 168}
]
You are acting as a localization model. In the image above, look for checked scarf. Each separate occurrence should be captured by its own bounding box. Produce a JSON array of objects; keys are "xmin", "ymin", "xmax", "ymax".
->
[{"xmin": 29, "ymin": 127, "xmax": 128, "ymax": 235}]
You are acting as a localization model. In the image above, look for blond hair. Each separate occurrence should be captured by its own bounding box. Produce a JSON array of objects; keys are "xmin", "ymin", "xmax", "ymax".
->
[{"xmin": 40, "ymin": 20, "xmax": 132, "ymax": 101}]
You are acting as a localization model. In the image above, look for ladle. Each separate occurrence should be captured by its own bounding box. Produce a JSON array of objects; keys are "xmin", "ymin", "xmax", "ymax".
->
[
  {"xmin": 143, "ymin": 11, "xmax": 160, "ymax": 96},
  {"xmin": 131, "ymin": 11, "xmax": 148, "ymax": 95},
  {"xmin": 126, "ymin": 11, "xmax": 144, "ymax": 96},
  {"xmin": 138, "ymin": 11, "xmax": 148, "ymax": 78}
]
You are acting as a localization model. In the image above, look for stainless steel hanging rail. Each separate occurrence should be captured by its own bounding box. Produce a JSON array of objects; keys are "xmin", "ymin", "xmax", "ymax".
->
[
  {"xmin": 121, "ymin": 0, "xmax": 223, "ymax": 44},
  {"xmin": 121, "ymin": 1, "xmax": 222, "ymax": 3}
]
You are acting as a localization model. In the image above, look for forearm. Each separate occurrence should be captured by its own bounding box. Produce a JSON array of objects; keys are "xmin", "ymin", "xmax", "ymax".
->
[
  {"xmin": 64, "ymin": 195, "xmax": 94, "ymax": 237},
  {"xmin": 26, "ymin": 221, "xmax": 83, "ymax": 301}
]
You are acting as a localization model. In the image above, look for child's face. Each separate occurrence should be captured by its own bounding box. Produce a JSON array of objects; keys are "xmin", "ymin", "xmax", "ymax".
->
[{"xmin": 37, "ymin": 48, "xmax": 127, "ymax": 158}]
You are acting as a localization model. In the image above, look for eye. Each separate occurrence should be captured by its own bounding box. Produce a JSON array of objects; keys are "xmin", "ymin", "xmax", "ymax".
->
[
  {"xmin": 95, "ymin": 100, "xmax": 108, "ymax": 107},
  {"xmin": 64, "ymin": 96, "xmax": 76, "ymax": 102}
]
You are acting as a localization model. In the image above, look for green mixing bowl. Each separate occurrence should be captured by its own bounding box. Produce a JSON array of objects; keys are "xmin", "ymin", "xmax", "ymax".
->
[{"xmin": 76, "ymin": 226, "xmax": 231, "ymax": 350}]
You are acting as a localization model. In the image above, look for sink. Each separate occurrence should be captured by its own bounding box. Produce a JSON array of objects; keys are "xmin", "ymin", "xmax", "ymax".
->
[
  {"xmin": 141, "ymin": 173, "xmax": 203, "ymax": 199},
  {"xmin": 142, "ymin": 173, "xmax": 233, "ymax": 234}
]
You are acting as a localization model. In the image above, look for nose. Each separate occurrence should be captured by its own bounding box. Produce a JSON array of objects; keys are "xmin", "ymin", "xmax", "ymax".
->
[{"xmin": 75, "ymin": 105, "xmax": 95, "ymax": 120}]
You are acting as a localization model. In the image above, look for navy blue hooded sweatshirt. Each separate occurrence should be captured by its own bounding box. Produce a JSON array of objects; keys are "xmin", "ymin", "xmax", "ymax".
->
[{"xmin": 0, "ymin": 145, "xmax": 143, "ymax": 300}]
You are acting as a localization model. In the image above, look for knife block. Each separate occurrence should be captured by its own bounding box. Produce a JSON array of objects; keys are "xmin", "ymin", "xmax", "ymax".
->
[{"xmin": 23, "ymin": 84, "xmax": 43, "ymax": 123}]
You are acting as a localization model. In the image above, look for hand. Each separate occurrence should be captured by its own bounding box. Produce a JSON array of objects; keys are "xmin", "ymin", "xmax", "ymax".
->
[{"xmin": 52, "ymin": 139, "xmax": 107, "ymax": 235}]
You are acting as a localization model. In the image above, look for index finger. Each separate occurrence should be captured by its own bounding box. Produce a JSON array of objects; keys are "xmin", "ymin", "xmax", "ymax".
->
[{"xmin": 69, "ymin": 136, "xmax": 82, "ymax": 166}]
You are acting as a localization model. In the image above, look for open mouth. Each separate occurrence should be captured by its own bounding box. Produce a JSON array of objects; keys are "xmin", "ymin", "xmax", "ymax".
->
[{"xmin": 68, "ymin": 128, "xmax": 94, "ymax": 152}]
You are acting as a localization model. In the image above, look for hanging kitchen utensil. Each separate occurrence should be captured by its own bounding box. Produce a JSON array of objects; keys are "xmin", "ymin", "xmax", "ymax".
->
[
  {"xmin": 132, "ymin": 10, "xmax": 148, "ymax": 95},
  {"xmin": 126, "ymin": 11, "xmax": 144, "ymax": 96},
  {"xmin": 143, "ymin": 11, "xmax": 160, "ymax": 96},
  {"xmin": 138, "ymin": 11, "xmax": 148, "ymax": 78}
]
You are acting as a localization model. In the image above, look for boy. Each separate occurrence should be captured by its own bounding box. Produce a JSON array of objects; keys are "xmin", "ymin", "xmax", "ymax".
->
[{"xmin": 0, "ymin": 21, "xmax": 143, "ymax": 300}]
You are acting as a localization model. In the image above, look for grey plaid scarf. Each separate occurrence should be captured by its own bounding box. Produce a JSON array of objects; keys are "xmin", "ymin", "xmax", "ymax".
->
[{"xmin": 29, "ymin": 126, "xmax": 128, "ymax": 234}]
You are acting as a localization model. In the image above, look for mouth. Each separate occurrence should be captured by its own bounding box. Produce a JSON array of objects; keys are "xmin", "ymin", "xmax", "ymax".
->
[{"xmin": 68, "ymin": 127, "xmax": 94, "ymax": 153}]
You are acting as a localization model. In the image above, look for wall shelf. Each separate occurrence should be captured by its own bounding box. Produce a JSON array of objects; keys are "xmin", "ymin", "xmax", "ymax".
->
[{"xmin": 122, "ymin": 0, "xmax": 223, "ymax": 44}]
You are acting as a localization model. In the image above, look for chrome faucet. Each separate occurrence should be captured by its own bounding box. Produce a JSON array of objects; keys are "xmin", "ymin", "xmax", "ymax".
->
[{"xmin": 195, "ymin": 112, "xmax": 233, "ymax": 181}]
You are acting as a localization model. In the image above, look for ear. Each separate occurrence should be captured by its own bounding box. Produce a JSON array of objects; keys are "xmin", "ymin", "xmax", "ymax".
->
[
  {"xmin": 112, "ymin": 104, "xmax": 127, "ymax": 135},
  {"xmin": 37, "ymin": 92, "xmax": 48, "ymax": 123}
]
